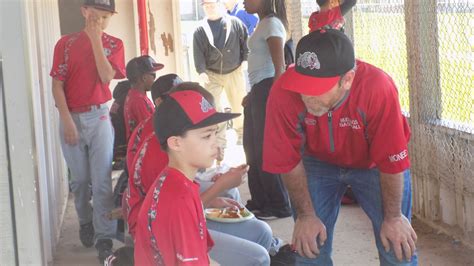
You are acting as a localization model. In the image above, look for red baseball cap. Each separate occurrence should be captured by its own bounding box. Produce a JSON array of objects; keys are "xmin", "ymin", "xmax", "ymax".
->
[
  {"xmin": 154, "ymin": 89, "xmax": 240, "ymax": 145},
  {"xmin": 280, "ymin": 29, "xmax": 355, "ymax": 96}
]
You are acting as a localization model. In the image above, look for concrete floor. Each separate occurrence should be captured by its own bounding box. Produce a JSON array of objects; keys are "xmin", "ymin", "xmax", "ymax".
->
[{"xmin": 53, "ymin": 140, "xmax": 474, "ymax": 265}]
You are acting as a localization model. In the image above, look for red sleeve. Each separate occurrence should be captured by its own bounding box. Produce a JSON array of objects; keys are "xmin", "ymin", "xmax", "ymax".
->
[
  {"xmin": 308, "ymin": 8, "xmax": 343, "ymax": 32},
  {"xmin": 366, "ymin": 73, "xmax": 411, "ymax": 174},
  {"xmin": 126, "ymin": 119, "xmax": 150, "ymax": 170},
  {"xmin": 308, "ymin": 11, "xmax": 320, "ymax": 32},
  {"xmin": 50, "ymin": 37, "xmax": 67, "ymax": 81},
  {"xmin": 131, "ymin": 98, "xmax": 154, "ymax": 124},
  {"xmin": 263, "ymin": 77, "xmax": 307, "ymax": 174},
  {"xmin": 163, "ymin": 197, "xmax": 210, "ymax": 265},
  {"xmin": 109, "ymin": 39, "xmax": 126, "ymax": 79}
]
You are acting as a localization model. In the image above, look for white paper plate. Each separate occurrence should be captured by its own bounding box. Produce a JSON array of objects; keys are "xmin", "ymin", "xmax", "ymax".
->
[{"xmin": 205, "ymin": 207, "xmax": 255, "ymax": 223}]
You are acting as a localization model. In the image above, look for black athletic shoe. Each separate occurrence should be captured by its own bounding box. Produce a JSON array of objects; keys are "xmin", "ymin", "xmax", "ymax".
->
[
  {"xmin": 79, "ymin": 222, "xmax": 95, "ymax": 248},
  {"xmin": 270, "ymin": 244, "xmax": 297, "ymax": 266},
  {"xmin": 256, "ymin": 211, "xmax": 292, "ymax": 221},
  {"xmin": 96, "ymin": 239, "xmax": 114, "ymax": 264}
]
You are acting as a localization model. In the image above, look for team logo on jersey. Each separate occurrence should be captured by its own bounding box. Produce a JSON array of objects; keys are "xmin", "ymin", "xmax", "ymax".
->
[
  {"xmin": 339, "ymin": 117, "xmax": 361, "ymax": 130},
  {"xmin": 200, "ymin": 97, "xmax": 213, "ymax": 113},
  {"xmin": 389, "ymin": 149, "xmax": 408, "ymax": 163},
  {"xmin": 103, "ymin": 48, "xmax": 111, "ymax": 57},
  {"xmin": 304, "ymin": 117, "xmax": 317, "ymax": 126},
  {"xmin": 297, "ymin": 52, "xmax": 320, "ymax": 70}
]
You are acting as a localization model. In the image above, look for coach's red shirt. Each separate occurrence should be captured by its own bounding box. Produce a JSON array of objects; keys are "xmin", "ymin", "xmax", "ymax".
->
[
  {"xmin": 134, "ymin": 167, "xmax": 213, "ymax": 265},
  {"xmin": 308, "ymin": 7, "xmax": 345, "ymax": 32},
  {"xmin": 125, "ymin": 133, "xmax": 168, "ymax": 239},
  {"xmin": 126, "ymin": 116, "xmax": 154, "ymax": 171},
  {"xmin": 264, "ymin": 61, "xmax": 411, "ymax": 175},
  {"xmin": 124, "ymin": 88, "xmax": 154, "ymax": 140},
  {"xmin": 50, "ymin": 31, "xmax": 126, "ymax": 108}
]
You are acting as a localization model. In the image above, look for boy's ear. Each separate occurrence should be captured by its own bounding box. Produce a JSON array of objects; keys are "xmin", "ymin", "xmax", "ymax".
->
[
  {"xmin": 80, "ymin": 6, "xmax": 89, "ymax": 19},
  {"xmin": 167, "ymin": 136, "xmax": 182, "ymax": 151}
]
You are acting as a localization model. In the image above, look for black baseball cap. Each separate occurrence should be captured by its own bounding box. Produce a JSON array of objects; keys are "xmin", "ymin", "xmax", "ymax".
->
[
  {"xmin": 126, "ymin": 55, "xmax": 164, "ymax": 82},
  {"xmin": 151, "ymin": 74, "xmax": 183, "ymax": 101},
  {"xmin": 280, "ymin": 29, "xmax": 355, "ymax": 96},
  {"xmin": 154, "ymin": 90, "xmax": 240, "ymax": 145},
  {"xmin": 84, "ymin": 0, "xmax": 116, "ymax": 13}
]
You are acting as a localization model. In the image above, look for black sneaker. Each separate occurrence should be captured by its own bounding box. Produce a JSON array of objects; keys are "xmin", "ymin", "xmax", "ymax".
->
[
  {"xmin": 79, "ymin": 222, "xmax": 95, "ymax": 248},
  {"xmin": 255, "ymin": 211, "xmax": 279, "ymax": 220},
  {"xmin": 256, "ymin": 211, "xmax": 292, "ymax": 221},
  {"xmin": 96, "ymin": 239, "xmax": 114, "ymax": 264},
  {"xmin": 270, "ymin": 244, "xmax": 297, "ymax": 266},
  {"xmin": 244, "ymin": 201, "xmax": 261, "ymax": 212}
]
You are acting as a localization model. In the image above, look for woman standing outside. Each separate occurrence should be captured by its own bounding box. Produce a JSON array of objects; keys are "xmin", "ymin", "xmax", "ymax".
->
[{"xmin": 243, "ymin": 0, "xmax": 292, "ymax": 220}]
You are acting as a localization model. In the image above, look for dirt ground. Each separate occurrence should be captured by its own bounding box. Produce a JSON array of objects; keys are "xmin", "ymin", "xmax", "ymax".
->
[{"xmin": 53, "ymin": 143, "xmax": 474, "ymax": 265}]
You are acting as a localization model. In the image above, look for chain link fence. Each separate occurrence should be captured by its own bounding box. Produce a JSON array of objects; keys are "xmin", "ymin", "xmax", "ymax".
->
[
  {"xmin": 296, "ymin": 0, "xmax": 473, "ymax": 246},
  {"xmin": 352, "ymin": 0, "xmax": 409, "ymax": 113},
  {"xmin": 436, "ymin": 0, "xmax": 474, "ymax": 130}
]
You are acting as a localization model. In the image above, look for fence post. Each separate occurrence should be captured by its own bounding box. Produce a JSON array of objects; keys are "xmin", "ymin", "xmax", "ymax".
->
[
  {"xmin": 405, "ymin": 0, "xmax": 442, "ymax": 223},
  {"xmin": 287, "ymin": 0, "xmax": 303, "ymax": 45}
]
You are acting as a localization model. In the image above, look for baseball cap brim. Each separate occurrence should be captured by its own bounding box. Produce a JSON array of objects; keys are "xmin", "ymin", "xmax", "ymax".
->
[
  {"xmin": 280, "ymin": 65, "xmax": 340, "ymax": 96},
  {"xmin": 189, "ymin": 112, "xmax": 240, "ymax": 130},
  {"xmin": 84, "ymin": 4, "xmax": 117, "ymax": 13},
  {"xmin": 151, "ymin": 63, "xmax": 164, "ymax": 72}
]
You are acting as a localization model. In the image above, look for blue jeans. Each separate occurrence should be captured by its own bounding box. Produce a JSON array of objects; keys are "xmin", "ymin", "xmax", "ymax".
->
[
  {"xmin": 59, "ymin": 105, "xmax": 116, "ymax": 241},
  {"xmin": 209, "ymin": 229, "xmax": 270, "ymax": 266},
  {"xmin": 295, "ymin": 156, "xmax": 418, "ymax": 266}
]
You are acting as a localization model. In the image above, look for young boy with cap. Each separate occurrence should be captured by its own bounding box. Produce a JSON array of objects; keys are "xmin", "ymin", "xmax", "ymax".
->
[
  {"xmin": 264, "ymin": 29, "xmax": 417, "ymax": 265},
  {"xmin": 125, "ymin": 73, "xmax": 182, "ymax": 172},
  {"xmin": 134, "ymin": 89, "xmax": 240, "ymax": 265},
  {"xmin": 125, "ymin": 82, "xmax": 247, "ymax": 237},
  {"xmin": 123, "ymin": 55, "xmax": 164, "ymax": 140},
  {"xmin": 50, "ymin": 0, "xmax": 124, "ymax": 262}
]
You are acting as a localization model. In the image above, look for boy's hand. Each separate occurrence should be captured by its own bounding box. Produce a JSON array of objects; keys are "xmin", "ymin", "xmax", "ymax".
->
[
  {"xmin": 63, "ymin": 117, "xmax": 79, "ymax": 145},
  {"xmin": 84, "ymin": 10, "xmax": 102, "ymax": 41},
  {"xmin": 213, "ymin": 164, "xmax": 248, "ymax": 190},
  {"xmin": 207, "ymin": 197, "xmax": 241, "ymax": 209}
]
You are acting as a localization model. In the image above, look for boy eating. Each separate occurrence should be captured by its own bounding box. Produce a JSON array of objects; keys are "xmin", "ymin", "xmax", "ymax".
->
[{"xmin": 134, "ymin": 90, "xmax": 239, "ymax": 265}]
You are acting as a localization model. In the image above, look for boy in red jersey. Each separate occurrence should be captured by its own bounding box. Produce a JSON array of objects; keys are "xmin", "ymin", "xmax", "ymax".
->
[
  {"xmin": 50, "ymin": 0, "xmax": 125, "ymax": 262},
  {"xmin": 134, "ymin": 90, "xmax": 240, "ymax": 265},
  {"xmin": 123, "ymin": 55, "xmax": 164, "ymax": 140}
]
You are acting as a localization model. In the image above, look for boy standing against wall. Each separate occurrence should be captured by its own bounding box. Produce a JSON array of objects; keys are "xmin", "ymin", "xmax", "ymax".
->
[{"xmin": 50, "ymin": 0, "xmax": 125, "ymax": 262}]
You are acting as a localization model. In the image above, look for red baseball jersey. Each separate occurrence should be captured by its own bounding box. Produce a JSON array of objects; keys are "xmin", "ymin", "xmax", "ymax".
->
[
  {"xmin": 134, "ymin": 167, "xmax": 213, "ymax": 265},
  {"xmin": 50, "ymin": 31, "xmax": 126, "ymax": 108},
  {"xmin": 126, "ymin": 116, "xmax": 154, "ymax": 171},
  {"xmin": 263, "ymin": 61, "xmax": 411, "ymax": 175},
  {"xmin": 308, "ymin": 7, "xmax": 345, "ymax": 32},
  {"xmin": 125, "ymin": 133, "xmax": 168, "ymax": 239},
  {"xmin": 124, "ymin": 88, "xmax": 155, "ymax": 140}
]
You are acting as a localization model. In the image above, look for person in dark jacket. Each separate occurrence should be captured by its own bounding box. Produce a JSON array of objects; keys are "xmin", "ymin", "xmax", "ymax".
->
[{"xmin": 193, "ymin": 0, "xmax": 249, "ymax": 156}]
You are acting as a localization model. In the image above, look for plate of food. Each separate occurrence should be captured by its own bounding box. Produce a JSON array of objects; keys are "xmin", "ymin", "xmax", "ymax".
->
[{"xmin": 205, "ymin": 207, "xmax": 254, "ymax": 223}]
